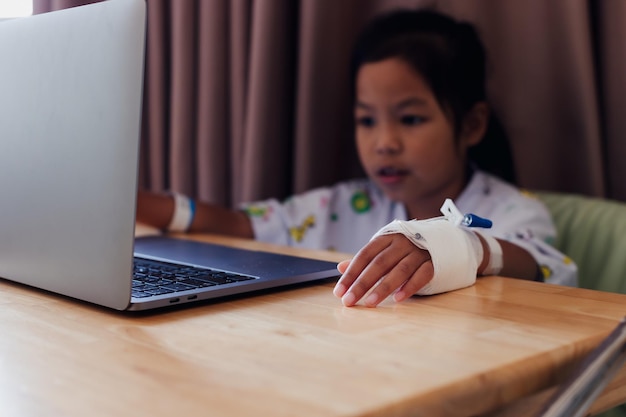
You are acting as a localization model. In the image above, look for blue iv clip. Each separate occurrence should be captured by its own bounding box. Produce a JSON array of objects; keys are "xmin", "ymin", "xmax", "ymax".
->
[
  {"xmin": 461, "ymin": 213, "xmax": 493, "ymax": 228},
  {"xmin": 440, "ymin": 198, "xmax": 493, "ymax": 229}
]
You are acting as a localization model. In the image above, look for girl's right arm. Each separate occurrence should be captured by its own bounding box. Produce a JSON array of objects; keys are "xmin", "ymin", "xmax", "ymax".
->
[{"xmin": 135, "ymin": 191, "xmax": 255, "ymax": 239}]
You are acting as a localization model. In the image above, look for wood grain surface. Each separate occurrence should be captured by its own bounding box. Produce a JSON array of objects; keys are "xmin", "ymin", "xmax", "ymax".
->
[{"xmin": 1, "ymin": 231, "xmax": 625, "ymax": 417}]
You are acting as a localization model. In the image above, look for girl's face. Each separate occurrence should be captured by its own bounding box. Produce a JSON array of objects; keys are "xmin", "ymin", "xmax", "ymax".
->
[{"xmin": 354, "ymin": 57, "xmax": 479, "ymax": 219}]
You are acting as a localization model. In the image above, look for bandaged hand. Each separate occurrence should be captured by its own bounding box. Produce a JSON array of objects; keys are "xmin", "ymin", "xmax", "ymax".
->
[
  {"xmin": 333, "ymin": 232, "xmax": 435, "ymax": 307},
  {"xmin": 333, "ymin": 201, "xmax": 495, "ymax": 307}
]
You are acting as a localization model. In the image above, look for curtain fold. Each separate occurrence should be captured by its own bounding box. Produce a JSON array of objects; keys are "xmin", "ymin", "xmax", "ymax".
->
[
  {"xmin": 32, "ymin": 0, "xmax": 626, "ymax": 205},
  {"xmin": 599, "ymin": 0, "xmax": 626, "ymax": 199},
  {"xmin": 142, "ymin": 0, "xmax": 168, "ymax": 193},
  {"xmin": 226, "ymin": 0, "xmax": 250, "ymax": 205},
  {"xmin": 195, "ymin": 0, "xmax": 229, "ymax": 203},
  {"xmin": 239, "ymin": 0, "xmax": 296, "ymax": 203}
]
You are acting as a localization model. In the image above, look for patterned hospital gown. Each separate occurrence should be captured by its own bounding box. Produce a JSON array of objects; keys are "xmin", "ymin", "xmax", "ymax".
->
[{"xmin": 240, "ymin": 170, "xmax": 578, "ymax": 287}]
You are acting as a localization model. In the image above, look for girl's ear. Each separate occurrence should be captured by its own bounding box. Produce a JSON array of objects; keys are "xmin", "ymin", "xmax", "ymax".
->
[{"xmin": 461, "ymin": 102, "xmax": 489, "ymax": 146}]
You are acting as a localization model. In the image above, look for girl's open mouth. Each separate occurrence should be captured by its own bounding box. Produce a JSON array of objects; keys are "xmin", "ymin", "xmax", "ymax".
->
[{"xmin": 377, "ymin": 167, "xmax": 408, "ymax": 184}]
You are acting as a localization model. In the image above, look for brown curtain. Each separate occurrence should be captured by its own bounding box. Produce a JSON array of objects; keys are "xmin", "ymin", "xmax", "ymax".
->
[{"xmin": 33, "ymin": 0, "xmax": 626, "ymax": 206}]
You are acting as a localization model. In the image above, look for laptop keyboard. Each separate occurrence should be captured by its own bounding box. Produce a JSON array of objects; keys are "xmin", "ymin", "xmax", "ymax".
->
[{"xmin": 132, "ymin": 258, "xmax": 257, "ymax": 298}]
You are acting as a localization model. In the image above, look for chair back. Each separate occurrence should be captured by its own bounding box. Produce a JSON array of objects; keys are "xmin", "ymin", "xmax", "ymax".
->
[{"xmin": 536, "ymin": 192, "xmax": 626, "ymax": 294}]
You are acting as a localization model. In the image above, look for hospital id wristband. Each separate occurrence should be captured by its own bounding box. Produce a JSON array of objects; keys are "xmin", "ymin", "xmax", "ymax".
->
[
  {"xmin": 476, "ymin": 231, "xmax": 503, "ymax": 275},
  {"xmin": 167, "ymin": 192, "xmax": 196, "ymax": 233}
]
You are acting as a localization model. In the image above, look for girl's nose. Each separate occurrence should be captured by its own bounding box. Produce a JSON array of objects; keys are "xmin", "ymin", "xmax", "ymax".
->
[{"xmin": 376, "ymin": 123, "xmax": 402, "ymax": 154}]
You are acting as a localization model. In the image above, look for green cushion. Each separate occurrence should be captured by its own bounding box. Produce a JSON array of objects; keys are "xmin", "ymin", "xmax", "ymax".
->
[
  {"xmin": 598, "ymin": 406, "xmax": 626, "ymax": 417},
  {"xmin": 536, "ymin": 192, "xmax": 626, "ymax": 417},
  {"xmin": 536, "ymin": 191, "xmax": 626, "ymax": 294}
]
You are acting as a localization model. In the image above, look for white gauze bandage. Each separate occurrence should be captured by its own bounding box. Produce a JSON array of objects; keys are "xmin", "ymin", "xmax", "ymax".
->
[{"xmin": 372, "ymin": 213, "xmax": 484, "ymax": 296}]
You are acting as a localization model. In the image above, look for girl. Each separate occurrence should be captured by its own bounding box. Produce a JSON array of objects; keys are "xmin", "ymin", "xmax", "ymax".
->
[{"xmin": 136, "ymin": 9, "xmax": 577, "ymax": 307}]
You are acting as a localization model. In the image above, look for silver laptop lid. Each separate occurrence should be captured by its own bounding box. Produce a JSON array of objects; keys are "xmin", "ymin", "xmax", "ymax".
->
[{"xmin": 0, "ymin": 0, "xmax": 146, "ymax": 310}]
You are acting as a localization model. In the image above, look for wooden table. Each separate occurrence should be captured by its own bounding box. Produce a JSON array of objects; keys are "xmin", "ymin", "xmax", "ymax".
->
[{"xmin": 1, "ymin": 231, "xmax": 626, "ymax": 417}]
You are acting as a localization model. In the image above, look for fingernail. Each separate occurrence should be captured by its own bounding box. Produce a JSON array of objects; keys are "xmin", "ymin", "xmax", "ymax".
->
[
  {"xmin": 393, "ymin": 291, "xmax": 405, "ymax": 302},
  {"xmin": 365, "ymin": 292, "xmax": 378, "ymax": 306},
  {"xmin": 333, "ymin": 283, "xmax": 346, "ymax": 297},
  {"xmin": 342, "ymin": 292, "xmax": 356, "ymax": 306}
]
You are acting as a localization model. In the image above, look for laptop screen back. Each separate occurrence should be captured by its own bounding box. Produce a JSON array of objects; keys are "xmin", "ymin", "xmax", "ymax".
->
[{"xmin": 0, "ymin": 0, "xmax": 146, "ymax": 309}]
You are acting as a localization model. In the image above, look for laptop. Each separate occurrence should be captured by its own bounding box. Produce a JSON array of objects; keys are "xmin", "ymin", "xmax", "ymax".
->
[{"xmin": 0, "ymin": 0, "xmax": 339, "ymax": 311}]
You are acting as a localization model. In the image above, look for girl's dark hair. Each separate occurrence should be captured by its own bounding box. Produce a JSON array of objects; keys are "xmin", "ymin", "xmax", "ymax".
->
[{"xmin": 350, "ymin": 9, "xmax": 516, "ymax": 184}]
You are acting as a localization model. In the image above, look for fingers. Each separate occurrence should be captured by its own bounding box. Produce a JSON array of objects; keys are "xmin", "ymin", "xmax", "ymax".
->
[
  {"xmin": 337, "ymin": 259, "xmax": 351, "ymax": 274},
  {"xmin": 333, "ymin": 234, "xmax": 432, "ymax": 307},
  {"xmin": 333, "ymin": 236, "xmax": 394, "ymax": 300},
  {"xmin": 393, "ymin": 260, "xmax": 434, "ymax": 302}
]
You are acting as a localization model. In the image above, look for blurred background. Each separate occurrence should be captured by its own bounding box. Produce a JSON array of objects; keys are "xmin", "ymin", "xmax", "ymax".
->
[{"xmin": 30, "ymin": 0, "xmax": 626, "ymax": 206}]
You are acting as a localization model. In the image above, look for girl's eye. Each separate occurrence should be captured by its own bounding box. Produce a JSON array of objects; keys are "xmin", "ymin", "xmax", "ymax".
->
[
  {"xmin": 355, "ymin": 116, "xmax": 375, "ymax": 127},
  {"xmin": 400, "ymin": 115, "xmax": 425, "ymax": 126}
]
